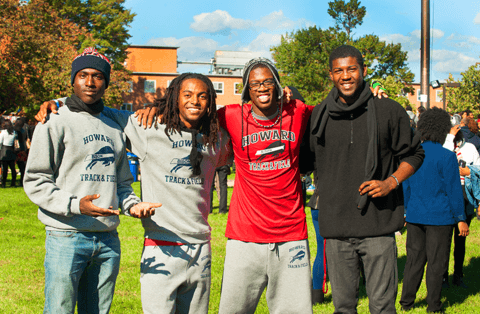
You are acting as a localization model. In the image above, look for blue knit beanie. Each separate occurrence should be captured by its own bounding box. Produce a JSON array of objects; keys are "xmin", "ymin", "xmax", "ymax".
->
[{"xmin": 71, "ymin": 47, "xmax": 111, "ymax": 88}]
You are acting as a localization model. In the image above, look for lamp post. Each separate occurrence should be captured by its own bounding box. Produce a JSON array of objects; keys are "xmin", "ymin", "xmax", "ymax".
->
[{"xmin": 421, "ymin": 0, "xmax": 430, "ymax": 109}]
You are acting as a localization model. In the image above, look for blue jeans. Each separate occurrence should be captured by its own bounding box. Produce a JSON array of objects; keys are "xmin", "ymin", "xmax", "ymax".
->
[
  {"xmin": 311, "ymin": 209, "xmax": 326, "ymax": 290},
  {"xmin": 44, "ymin": 230, "xmax": 121, "ymax": 314}
]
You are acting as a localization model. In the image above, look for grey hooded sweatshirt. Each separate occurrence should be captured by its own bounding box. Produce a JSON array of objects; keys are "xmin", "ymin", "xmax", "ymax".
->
[
  {"xmin": 24, "ymin": 105, "xmax": 140, "ymax": 232},
  {"xmin": 102, "ymin": 107, "xmax": 232, "ymax": 244}
]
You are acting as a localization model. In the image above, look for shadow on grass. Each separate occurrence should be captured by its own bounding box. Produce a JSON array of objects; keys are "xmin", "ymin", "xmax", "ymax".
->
[{"xmin": 442, "ymin": 256, "xmax": 480, "ymax": 307}]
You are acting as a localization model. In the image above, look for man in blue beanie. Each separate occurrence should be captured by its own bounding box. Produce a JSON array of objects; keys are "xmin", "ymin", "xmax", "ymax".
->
[{"xmin": 24, "ymin": 47, "xmax": 161, "ymax": 314}]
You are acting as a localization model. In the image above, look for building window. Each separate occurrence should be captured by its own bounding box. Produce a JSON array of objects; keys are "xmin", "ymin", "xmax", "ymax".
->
[
  {"xmin": 127, "ymin": 81, "xmax": 133, "ymax": 93},
  {"xmin": 234, "ymin": 82, "xmax": 242, "ymax": 95},
  {"xmin": 121, "ymin": 103, "xmax": 132, "ymax": 111},
  {"xmin": 167, "ymin": 80, "xmax": 172, "ymax": 87},
  {"xmin": 144, "ymin": 80, "xmax": 156, "ymax": 93},
  {"xmin": 436, "ymin": 90, "xmax": 443, "ymax": 103},
  {"xmin": 417, "ymin": 89, "xmax": 421, "ymax": 101},
  {"xmin": 213, "ymin": 82, "xmax": 224, "ymax": 95}
]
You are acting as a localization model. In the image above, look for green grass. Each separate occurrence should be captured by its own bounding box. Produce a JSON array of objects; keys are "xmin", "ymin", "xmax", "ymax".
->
[{"xmin": 1, "ymin": 179, "xmax": 480, "ymax": 313}]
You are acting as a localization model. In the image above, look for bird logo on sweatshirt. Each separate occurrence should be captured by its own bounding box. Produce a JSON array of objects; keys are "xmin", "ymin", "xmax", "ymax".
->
[
  {"xmin": 170, "ymin": 156, "xmax": 193, "ymax": 173},
  {"xmin": 290, "ymin": 250, "xmax": 306, "ymax": 263},
  {"xmin": 84, "ymin": 146, "xmax": 115, "ymax": 170}
]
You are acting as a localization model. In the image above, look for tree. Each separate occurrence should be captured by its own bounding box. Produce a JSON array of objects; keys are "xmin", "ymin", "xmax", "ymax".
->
[
  {"xmin": 328, "ymin": 0, "xmax": 366, "ymax": 37},
  {"xmin": 45, "ymin": 0, "xmax": 135, "ymax": 67},
  {"xmin": 0, "ymin": 0, "xmax": 85, "ymax": 115},
  {"xmin": 373, "ymin": 76, "xmax": 415, "ymax": 109},
  {"xmin": 271, "ymin": 1, "xmax": 414, "ymax": 106},
  {"xmin": 0, "ymin": 0, "xmax": 131, "ymax": 117},
  {"xmin": 445, "ymin": 64, "xmax": 480, "ymax": 116}
]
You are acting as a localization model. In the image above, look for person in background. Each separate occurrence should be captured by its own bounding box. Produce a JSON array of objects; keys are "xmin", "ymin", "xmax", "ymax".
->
[
  {"xmin": 442, "ymin": 122, "xmax": 479, "ymax": 288},
  {"xmin": 0, "ymin": 119, "xmax": 17, "ymax": 188},
  {"xmin": 210, "ymin": 164, "xmax": 231, "ymax": 214},
  {"xmin": 405, "ymin": 105, "xmax": 417, "ymax": 128},
  {"xmin": 417, "ymin": 106, "xmax": 426, "ymax": 123},
  {"xmin": 14, "ymin": 118, "xmax": 28, "ymax": 186},
  {"xmin": 400, "ymin": 107, "xmax": 468, "ymax": 313},
  {"xmin": 460, "ymin": 117, "xmax": 480, "ymax": 153},
  {"xmin": 467, "ymin": 117, "xmax": 479, "ymax": 138}
]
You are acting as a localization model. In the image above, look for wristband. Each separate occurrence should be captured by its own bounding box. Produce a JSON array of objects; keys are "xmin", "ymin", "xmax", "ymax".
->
[
  {"xmin": 54, "ymin": 100, "xmax": 60, "ymax": 109},
  {"xmin": 390, "ymin": 174, "xmax": 400, "ymax": 189}
]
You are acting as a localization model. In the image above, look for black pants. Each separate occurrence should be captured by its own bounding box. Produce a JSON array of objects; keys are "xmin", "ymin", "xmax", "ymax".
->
[
  {"xmin": 210, "ymin": 165, "xmax": 229, "ymax": 213},
  {"xmin": 444, "ymin": 214, "xmax": 473, "ymax": 279},
  {"xmin": 1, "ymin": 160, "xmax": 16, "ymax": 187},
  {"xmin": 16, "ymin": 160, "xmax": 25, "ymax": 186},
  {"xmin": 400, "ymin": 223, "xmax": 453, "ymax": 312},
  {"xmin": 326, "ymin": 235, "xmax": 398, "ymax": 314}
]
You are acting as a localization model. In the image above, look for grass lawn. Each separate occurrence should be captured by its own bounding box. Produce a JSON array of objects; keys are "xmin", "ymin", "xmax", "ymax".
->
[{"xmin": 1, "ymin": 175, "xmax": 480, "ymax": 313}]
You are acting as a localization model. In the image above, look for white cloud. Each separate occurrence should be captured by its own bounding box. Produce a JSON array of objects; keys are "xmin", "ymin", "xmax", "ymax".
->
[
  {"xmin": 146, "ymin": 36, "xmax": 240, "ymax": 62},
  {"xmin": 190, "ymin": 10, "xmax": 312, "ymax": 35},
  {"xmin": 255, "ymin": 11, "xmax": 312, "ymax": 31},
  {"xmin": 246, "ymin": 32, "xmax": 282, "ymax": 59},
  {"xmin": 190, "ymin": 10, "xmax": 252, "ymax": 35},
  {"xmin": 432, "ymin": 50, "xmax": 478, "ymax": 74},
  {"xmin": 410, "ymin": 29, "xmax": 444, "ymax": 39},
  {"xmin": 474, "ymin": 11, "xmax": 480, "ymax": 24},
  {"xmin": 445, "ymin": 33, "xmax": 480, "ymax": 49},
  {"xmin": 431, "ymin": 29, "xmax": 445, "ymax": 39}
]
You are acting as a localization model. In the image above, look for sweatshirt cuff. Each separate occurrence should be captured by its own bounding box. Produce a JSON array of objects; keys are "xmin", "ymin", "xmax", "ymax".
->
[
  {"xmin": 70, "ymin": 197, "xmax": 81, "ymax": 215},
  {"xmin": 122, "ymin": 199, "xmax": 139, "ymax": 216}
]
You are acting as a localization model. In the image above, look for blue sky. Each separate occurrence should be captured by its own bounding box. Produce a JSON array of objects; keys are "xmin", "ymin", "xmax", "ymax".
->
[{"xmin": 124, "ymin": 0, "xmax": 480, "ymax": 82}]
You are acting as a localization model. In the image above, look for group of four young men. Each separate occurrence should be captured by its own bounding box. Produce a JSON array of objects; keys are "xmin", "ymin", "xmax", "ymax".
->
[{"xmin": 30, "ymin": 44, "xmax": 423, "ymax": 313}]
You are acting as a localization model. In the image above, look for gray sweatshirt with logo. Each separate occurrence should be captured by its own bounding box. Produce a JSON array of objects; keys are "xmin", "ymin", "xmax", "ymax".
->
[
  {"xmin": 24, "ymin": 105, "xmax": 140, "ymax": 232},
  {"xmin": 102, "ymin": 107, "xmax": 232, "ymax": 243}
]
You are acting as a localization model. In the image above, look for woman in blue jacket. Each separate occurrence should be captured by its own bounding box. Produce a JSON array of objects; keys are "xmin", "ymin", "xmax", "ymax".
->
[{"xmin": 399, "ymin": 108, "xmax": 469, "ymax": 313}]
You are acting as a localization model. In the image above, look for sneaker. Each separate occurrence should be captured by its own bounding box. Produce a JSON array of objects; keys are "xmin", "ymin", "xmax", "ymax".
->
[{"xmin": 307, "ymin": 184, "xmax": 315, "ymax": 191}]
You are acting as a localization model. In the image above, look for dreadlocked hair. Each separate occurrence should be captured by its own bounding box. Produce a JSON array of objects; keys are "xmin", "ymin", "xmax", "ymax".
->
[{"xmin": 155, "ymin": 73, "xmax": 219, "ymax": 147}]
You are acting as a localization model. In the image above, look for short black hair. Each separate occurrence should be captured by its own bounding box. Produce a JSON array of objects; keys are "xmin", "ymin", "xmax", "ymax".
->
[
  {"xmin": 417, "ymin": 107, "xmax": 451, "ymax": 144},
  {"xmin": 406, "ymin": 105, "xmax": 412, "ymax": 111},
  {"xmin": 329, "ymin": 45, "xmax": 364, "ymax": 70}
]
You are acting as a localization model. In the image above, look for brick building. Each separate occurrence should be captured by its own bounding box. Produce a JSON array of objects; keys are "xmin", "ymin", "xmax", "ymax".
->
[
  {"xmin": 405, "ymin": 83, "xmax": 446, "ymax": 110},
  {"xmin": 120, "ymin": 45, "xmax": 244, "ymax": 111}
]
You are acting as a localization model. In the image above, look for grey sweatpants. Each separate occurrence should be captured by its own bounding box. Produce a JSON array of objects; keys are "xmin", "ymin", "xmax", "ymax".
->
[
  {"xmin": 140, "ymin": 243, "xmax": 211, "ymax": 314},
  {"xmin": 218, "ymin": 239, "xmax": 313, "ymax": 314}
]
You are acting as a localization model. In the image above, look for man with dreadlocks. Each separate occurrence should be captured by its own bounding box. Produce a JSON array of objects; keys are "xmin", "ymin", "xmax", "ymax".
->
[{"xmin": 37, "ymin": 72, "xmax": 232, "ymax": 314}]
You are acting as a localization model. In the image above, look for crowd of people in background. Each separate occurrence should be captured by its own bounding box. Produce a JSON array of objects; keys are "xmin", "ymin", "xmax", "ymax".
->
[{"xmin": 0, "ymin": 114, "xmax": 34, "ymax": 188}]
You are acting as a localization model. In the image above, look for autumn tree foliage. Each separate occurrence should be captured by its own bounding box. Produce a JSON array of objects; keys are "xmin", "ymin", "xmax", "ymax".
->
[
  {"xmin": 44, "ymin": 0, "xmax": 136, "ymax": 68},
  {"xmin": 0, "ymin": 0, "xmax": 132, "ymax": 117},
  {"xmin": 271, "ymin": 0, "xmax": 414, "ymax": 106}
]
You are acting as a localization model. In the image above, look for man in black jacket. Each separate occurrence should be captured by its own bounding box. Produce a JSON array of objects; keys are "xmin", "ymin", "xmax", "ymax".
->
[{"xmin": 301, "ymin": 45, "xmax": 424, "ymax": 314}]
